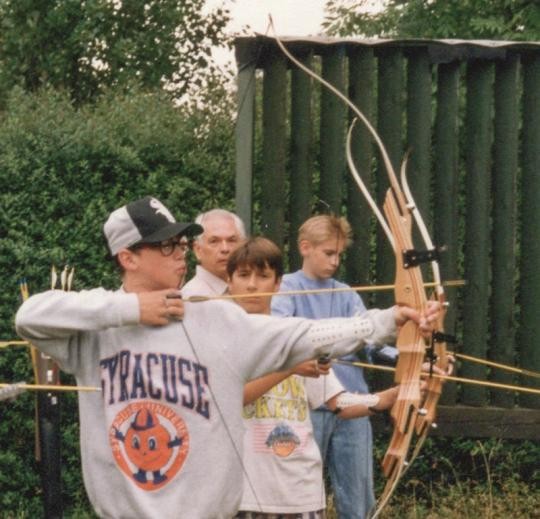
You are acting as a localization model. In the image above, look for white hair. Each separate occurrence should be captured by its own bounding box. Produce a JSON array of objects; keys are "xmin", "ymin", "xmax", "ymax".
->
[{"xmin": 194, "ymin": 209, "xmax": 246, "ymax": 241}]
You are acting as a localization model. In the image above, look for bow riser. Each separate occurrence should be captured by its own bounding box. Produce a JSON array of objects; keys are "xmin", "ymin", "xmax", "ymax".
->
[
  {"xmin": 399, "ymin": 156, "xmax": 451, "ymax": 439},
  {"xmin": 414, "ymin": 300, "xmax": 449, "ymax": 435},
  {"xmin": 381, "ymin": 188, "xmax": 428, "ymax": 480},
  {"xmin": 381, "ymin": 419, "xmax": 415, "ymax": 478}
]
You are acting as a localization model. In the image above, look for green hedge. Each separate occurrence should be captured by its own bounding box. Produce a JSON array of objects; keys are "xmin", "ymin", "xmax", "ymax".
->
[{"xmin": 0, "ymin": 86, "xmax": 235, "ymax": 515}]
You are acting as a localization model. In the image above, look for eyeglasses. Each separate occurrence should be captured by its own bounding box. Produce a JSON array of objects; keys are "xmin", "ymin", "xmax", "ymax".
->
[{"xmin": 132, "ymin": 236, "xmax": 191, "ymax": 257}]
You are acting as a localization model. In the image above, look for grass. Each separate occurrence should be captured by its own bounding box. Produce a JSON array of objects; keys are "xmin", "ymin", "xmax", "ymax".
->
[
  {"xmin": 2, "ymin": 475, "xmax": 538, "ymax": 518},
  {"xmin": 2, "ymin": 438, "xmax": 538, "ymax": 518},
  {"xmin": 373, "ymin": 478, "xmax": 538, "ymax": 518},
  {"xmin": 325, "ymin": 479, "xmax": 538, "ymax": 518},
  {"xmin": 326, "ymin": 438, "xmax": 540, "ymax": 518}
]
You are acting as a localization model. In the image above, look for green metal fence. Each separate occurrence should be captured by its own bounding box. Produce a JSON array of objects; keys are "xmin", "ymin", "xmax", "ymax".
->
[{"xmin": 234, "ymin": 37, "xmax": 540, "ymax": 438}]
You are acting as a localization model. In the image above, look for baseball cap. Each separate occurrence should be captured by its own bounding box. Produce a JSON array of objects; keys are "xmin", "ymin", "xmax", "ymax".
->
[{"xmin": 103, "ymin": 196, "xmax": 203, "ymax": 256}]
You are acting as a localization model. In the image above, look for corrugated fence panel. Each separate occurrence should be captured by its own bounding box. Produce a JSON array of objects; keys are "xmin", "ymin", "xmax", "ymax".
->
[{"xmin": 235, "ymin": 38, "xmax": 540, "ymax": 433}]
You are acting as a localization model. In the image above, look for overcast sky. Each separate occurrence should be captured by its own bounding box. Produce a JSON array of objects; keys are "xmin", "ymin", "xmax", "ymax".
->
[
  {"xmin": 208, "ymin": 0, "xmax": 328, "ymax": 37},
  {"xmin": 206, "ymin": 0, "xmax": 328, "ymax": 68},
  {"xmin": 206, "ymin": 0, "xmax": 386, "ymax": 69}
]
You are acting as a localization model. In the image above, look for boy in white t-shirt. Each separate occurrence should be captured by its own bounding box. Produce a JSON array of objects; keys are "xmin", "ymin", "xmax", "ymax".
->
[{"xmin": 227, "ymin": 237, "xmax": 399, "ymax": 518}]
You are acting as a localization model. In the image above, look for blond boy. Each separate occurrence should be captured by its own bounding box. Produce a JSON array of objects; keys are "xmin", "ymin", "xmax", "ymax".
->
[{"xmin": 271, "ymin": 215, "xmax": 386, "ymax": 519}]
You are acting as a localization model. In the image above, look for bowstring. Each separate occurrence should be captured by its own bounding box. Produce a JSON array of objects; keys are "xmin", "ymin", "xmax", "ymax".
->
[{"xmin": 179, "ymin": 321, "xmax": 263, "ymax": 512}]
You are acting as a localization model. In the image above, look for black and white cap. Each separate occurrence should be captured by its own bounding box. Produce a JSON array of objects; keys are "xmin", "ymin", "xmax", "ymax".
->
[{"xmin": 103, "ymin": 196, "xmax": 203, "ymax": 256}]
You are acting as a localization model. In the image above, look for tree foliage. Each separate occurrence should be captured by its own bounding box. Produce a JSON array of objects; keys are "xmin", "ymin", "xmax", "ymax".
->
[
  {"xmin": 0, "ymin": 0, "xmax": 231, "ymax": 104},
  {"xmin": 323, "ymin": 0, "xmax": 540, "ymax": 40}
]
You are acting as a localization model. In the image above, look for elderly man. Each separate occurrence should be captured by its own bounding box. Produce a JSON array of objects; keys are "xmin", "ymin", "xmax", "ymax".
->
[
  {"xmin": 181, "ymin": 208, "xmax": 246, "ymax": 297},
  {"xmin": 16, "ymin": 196, "xmax": 439, "ymax": 519}
]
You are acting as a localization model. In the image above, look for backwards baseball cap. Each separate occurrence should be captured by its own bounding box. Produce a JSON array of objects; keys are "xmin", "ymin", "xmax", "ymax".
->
[{"xmin": 103, "ymin": 196, "xmax": 203, "ymax": 256}]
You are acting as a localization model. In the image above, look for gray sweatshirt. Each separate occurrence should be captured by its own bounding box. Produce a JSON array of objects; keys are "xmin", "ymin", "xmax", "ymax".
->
[{"xmin": 15, "ymin": 288, "xmax": 396, "ymax": 519}]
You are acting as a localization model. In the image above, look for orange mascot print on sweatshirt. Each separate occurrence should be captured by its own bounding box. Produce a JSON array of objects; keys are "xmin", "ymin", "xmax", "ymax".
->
[{"xmin": 110, "ymin": 401, "xmax": 189, "ymax": 490}]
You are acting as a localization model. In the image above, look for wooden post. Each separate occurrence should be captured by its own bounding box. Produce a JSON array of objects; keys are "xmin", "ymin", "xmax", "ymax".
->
[
  {"xmin": 491, "ymin": 55, "xmax": 519, "ymax": 408},
  {"xmin": 289, "ymin": 53, "xmax": 314, "ymax": 270},
  {"xmin": 406, "ymin": 48, "xmax": 432, "ymax": 252},
  {"xmin": 462, "ymin": 59, "xmax": 494, "ymax": 407},
  {"xmin": 235, "ymin": 58, "xmax": 256, "ymax": 235},
  {"xmin": 434, "ymin": 61, "xmax": 461, "ymax": 405},
  {"xmin": 261, "ymin": 53, "xmax": 287, "ymax": 248},
  {"xmin": 319, "ymin": 48, "xmax": 346, "ymax": 216},
  {"xmin": 518, "ymin": 53, "xmax": 540, "ymax": 409},
  {"xmin": 346, "ymin": 47, "xmax": 375, "ymax": 288},
  {"xmin": 375, "ymin": 48, "xmax": 404, "ymax": 308}
]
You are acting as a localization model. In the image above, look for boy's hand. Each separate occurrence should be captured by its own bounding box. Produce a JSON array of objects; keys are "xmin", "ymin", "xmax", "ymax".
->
[
  {"xmin": 138, "ymin": 290, "xmax": 184, "ymax": 326},
  {"xmin": 291, "ymin": 359, "xmax": 330, "ymax": 378},
  {"xmin": 394, "ymin": 300, "xmax": 441, "ymax": 338}
]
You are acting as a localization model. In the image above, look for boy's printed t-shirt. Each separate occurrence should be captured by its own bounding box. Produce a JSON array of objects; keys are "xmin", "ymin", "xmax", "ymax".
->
[{"xmin": 240, "ymin": 370, "xmax": 343, "ymax": 514}]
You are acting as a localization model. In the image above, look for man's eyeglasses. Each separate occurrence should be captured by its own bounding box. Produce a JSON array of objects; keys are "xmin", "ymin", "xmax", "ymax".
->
[{"xmin": 132, "ymin": 236, "xmax": 192, "ymax": 257}]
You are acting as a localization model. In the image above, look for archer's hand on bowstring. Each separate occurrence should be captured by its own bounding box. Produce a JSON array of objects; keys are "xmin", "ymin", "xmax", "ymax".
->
[
  {"xmin": 137, "ymin": 289, "xmax": 184, "ymax": 326},
  {"xmin": 394, "ymin": 300, "xmax": 441, "ymax": 338}
]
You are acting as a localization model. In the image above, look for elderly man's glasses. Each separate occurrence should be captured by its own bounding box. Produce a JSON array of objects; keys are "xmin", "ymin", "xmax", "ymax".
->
[{"xmin": 132, "ymin": 236, "xmax": 191, "ymax": 257}]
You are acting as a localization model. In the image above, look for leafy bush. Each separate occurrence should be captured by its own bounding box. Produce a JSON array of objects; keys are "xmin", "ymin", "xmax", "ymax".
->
[{"xmin": 0, "ymin": 84, "xmax": 235, "ymax": 515}]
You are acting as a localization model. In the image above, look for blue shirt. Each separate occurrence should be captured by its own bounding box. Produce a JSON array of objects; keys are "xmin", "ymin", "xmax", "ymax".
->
[{"xmin": 271, "ymin": 270, "xmax": 369, "ymax": 393}]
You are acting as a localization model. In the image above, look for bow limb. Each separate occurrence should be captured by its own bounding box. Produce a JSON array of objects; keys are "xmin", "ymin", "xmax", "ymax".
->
[
  {"xmin": 368, "ymin": 180, "xmax": 430, "ymax": 519},
  {"xmin": 400, "ymin": 160, "xmax": 443, "ymax": 297},
  {"xmin": 372, "ymin": 153, "xmax": 454, "ymax": 518},
  {"xmin": 346, "ymin": 119, "xmax": 394, "ymax": 248},
  {"xmin": 268, "ymin": 21, "xmax": 428, "ymax": 515},
  {"xmin": 346, "ymin": 122, "xmax": 438, "ymax": 486},
  {"xmin": 268, "ymin": 16, "xmax": 404, "ymax": 199}
]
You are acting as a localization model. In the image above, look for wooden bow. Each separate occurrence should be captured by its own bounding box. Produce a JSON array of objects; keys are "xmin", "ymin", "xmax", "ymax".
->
[
  {"xmin": 347, "ymin": 131, "xmax": 451, "ymax": 515},
  {"xmin": 268, "ymin": 23, "xmax": 448, "ymax": 516},
  {"xmin": 370, "ymin": 158, "xmax": 431, "ymax": 517}
]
